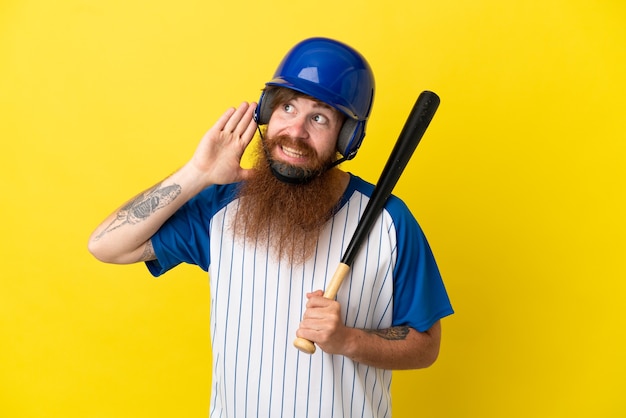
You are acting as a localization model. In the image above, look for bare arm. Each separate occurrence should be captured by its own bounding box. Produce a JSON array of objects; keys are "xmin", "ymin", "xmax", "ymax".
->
[
  {"xmin": 87, "ymin": 173, "xmax": 197, "ymax": 264},
  {"xmin": 343, "ymin": 323, "xmax": 441, "ymax": 370},
  {"xmin": 88, "ymin": 102, "xmax": 258, "ymax": 264},
  {"xmin": 296, "ymin": 290, "xmax": 441, "ymax": 369}
]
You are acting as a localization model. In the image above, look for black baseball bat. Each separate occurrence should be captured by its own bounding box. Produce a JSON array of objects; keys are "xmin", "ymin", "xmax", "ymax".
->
[{"xmin": 294, "ymin": 90, "xmax": 441, "ymax": 354}]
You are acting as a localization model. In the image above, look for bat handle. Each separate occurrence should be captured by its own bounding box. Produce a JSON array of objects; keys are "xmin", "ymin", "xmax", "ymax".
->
[
  {"xmin": 293, "ymin": 336, "xmax": 317, "ymax": 354},
  {"xmin": 293, "ymin": 263, "xmax": 351, "ymax": 354}
]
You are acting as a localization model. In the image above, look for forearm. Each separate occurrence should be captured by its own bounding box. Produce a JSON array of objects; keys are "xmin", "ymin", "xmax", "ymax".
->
[
  {"xmin": 340, "ymin": 322, "xmax": 441, "ymax": 370},
  {"xmin": 298, "ymin": 292, "xmax": 443, "ymax": 369},
  {"xmin": 88, "ymin": 162, "xmax": 208, "ymax": 264},
  {"xmin": 88, "ymin": 102, "xmax": 257, "ymax": 264}
]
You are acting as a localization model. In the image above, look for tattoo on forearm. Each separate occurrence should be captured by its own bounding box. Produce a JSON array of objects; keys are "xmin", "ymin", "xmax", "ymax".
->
[
  {"xmin": 93, "ymin": 182, "xmax": 182, "ymax": 240},
  {"xmin": 366, "ymin": 326, "xmax": 410, "ymax": 341}
]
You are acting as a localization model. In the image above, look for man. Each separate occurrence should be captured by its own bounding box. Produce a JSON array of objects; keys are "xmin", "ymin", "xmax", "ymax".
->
[{"xmin": 89, "ymin": 37, "xmax": 453, "ymax": 417}]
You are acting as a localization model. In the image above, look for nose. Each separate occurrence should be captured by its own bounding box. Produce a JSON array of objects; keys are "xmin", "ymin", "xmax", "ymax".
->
[{"xmin": 284, "ymin": 115, "xmax": 309, "ymax": 140}]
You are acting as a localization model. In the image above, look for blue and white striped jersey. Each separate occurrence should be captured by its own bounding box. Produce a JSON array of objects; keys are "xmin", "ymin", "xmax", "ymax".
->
[{"xmin": 147, "ymin": 174, "xmax": 453, "ymax": 418}]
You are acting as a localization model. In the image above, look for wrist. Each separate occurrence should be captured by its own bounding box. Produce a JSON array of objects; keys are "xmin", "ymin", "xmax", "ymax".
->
[
  {"xmin": 341, "ymin": 328, "xmax": 365, "ymax": 361},
  {"xmin": 176, "ymin": 161, "xmax": 213, "ymax": 193}
]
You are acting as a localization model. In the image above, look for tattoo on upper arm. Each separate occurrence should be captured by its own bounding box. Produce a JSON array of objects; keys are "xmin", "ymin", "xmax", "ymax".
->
[
  {"xmin": 366, "ymin": 326, "xmax": 410, "ymax": 341},
  {"xmin": 93, "ymin": 182, "xmax": 182, "ymax": 241},
  {"xmin": 139, "ymin": 240, "xmax": 156, "ymax": 261}
]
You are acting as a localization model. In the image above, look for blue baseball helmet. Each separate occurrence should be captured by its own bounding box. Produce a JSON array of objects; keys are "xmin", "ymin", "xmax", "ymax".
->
[{"xmin": 255, "ymin": 37, "xmax": 375, "ymax": 160}]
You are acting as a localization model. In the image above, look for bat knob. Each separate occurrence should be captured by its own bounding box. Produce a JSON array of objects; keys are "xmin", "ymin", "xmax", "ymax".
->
[{"xmin": 293, "ymin": 337, "xmax": 316, "ymax": 354}]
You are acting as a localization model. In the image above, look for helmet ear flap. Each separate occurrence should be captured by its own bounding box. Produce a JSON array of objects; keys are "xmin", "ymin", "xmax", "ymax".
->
[
  {"xmin": 337, "ymin": 119, "xmax": 365, "ymax": 160},
  {"xmin": 254, "ymin": 89, "xmax": 276, "ymax": 125}
]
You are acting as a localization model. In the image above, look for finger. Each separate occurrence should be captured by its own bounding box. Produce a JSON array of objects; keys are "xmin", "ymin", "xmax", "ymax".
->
[
  {"xmin": 232, "ymin": 103, "xmax": 257, "ymax": 146},
  {"xmin": 301, "ymin": 310, "xmax": 328, "ymax": 323},
  {"xmin": 223, "ymin": 102, "xmax": 250, "ymax": 133},
  {"xmin": 306, "ymin": 297, "xmax": 334, "ymax": 311},
  {"xmin": 242, "ymin": 119, "xmax": 258, "ymax": 143},
  {"xmin": 211, "ymin": 107, "xmax": 237, "ymax": 132},
  {"xmin": 241, "ymin": 103, "xmax": 258, "ymax": 141},
  {"xmin": 306, "ymin": 290, "xmax": 324, "ymax": 298}
]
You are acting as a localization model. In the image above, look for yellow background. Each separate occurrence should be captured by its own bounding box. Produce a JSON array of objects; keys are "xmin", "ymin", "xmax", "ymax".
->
[{"xmin": 2, "ymin": 0, "xmax": 625, "ymax": 417}]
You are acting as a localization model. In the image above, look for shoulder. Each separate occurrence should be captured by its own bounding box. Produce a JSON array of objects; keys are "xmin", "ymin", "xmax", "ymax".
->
[
  {"xmin": 160, "ymin": 182, "xmax": 241, "ymax": 228},
  {"xmin": 187, "ymin": 182, "xmax": 241, "ymax": 212},
  {"xmin": 346, "ymin": 173, "xmax": 375, "ymax": 196},
  {"xmin": 346, "ymin": 173, "xmax": 414, "ymax": 220}
]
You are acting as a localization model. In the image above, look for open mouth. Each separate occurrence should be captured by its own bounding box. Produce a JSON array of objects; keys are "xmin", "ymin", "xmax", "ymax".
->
[{"xmin": 280, "ymin": 145, "xmax": 307, "ymax": 160}]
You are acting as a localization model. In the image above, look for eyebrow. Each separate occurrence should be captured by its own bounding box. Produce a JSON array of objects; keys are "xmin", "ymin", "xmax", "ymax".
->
[
  {"xmin": 287, "ymin": 96, "xmax": 333, "ymax": 111},
  {"xmin": 285, "ymin": 96, "xmax": 344, "ymax": 120},
  {"xmin": 309, "ymin": 100, "xmax": 339, "ymax": 115}
]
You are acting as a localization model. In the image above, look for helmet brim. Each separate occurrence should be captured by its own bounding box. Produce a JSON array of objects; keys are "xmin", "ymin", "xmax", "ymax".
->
[{"xmin": 266, "ymin": 77, "xmax": 363, "ymax": 121}]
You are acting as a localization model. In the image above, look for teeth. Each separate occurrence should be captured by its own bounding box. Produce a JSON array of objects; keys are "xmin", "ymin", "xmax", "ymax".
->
[{"xmin": 282, "ymin": 146, "xmax": 304, "ymax": 158}]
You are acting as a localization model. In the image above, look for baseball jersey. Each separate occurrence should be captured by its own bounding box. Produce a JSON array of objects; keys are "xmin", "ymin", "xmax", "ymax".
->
[{"xmin": 146, "ymin": 174, "xmax": 453, "ymax": 418}]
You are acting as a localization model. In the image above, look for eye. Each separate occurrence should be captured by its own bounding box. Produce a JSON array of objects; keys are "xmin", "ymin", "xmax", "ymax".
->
[
  {"xmin": 283, "ymin": 103, "xmax": 295, "ymax": 113},
  {"xmin": 312, "ymin": 114, "xmax": 329, "ymax": 125}
]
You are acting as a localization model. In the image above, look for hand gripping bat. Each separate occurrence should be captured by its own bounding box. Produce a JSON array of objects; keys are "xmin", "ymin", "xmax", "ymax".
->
[{"xmin": 293, "ymin": 90, "xmax": 441, "ymax": 354}]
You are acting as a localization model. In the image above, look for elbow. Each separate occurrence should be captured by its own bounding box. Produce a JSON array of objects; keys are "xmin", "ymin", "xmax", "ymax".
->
[
  {"xmin": 417, "ymin": 344, "xmax": 440, "ymax": 369},
  {"xmin": 88, "ymin": 232, "xmax": 149, "ymax": 265},
  {"xmin": 408, "ymin": 323, "xmax": 442, "ymax": 369},
  {"xmin": 394, "ymin": 343, "xmax": 439, "ymax": 371},
  {"xmin": 87, "ymin": 234, "xmax": 112, "ymax": 263},
  {"xmin": 87, "ymin": 233, "xmax": 125, "ymax": 264}
]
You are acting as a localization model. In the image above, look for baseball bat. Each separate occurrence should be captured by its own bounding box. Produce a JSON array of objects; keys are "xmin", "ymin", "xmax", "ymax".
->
[{"xmin": 293, "ymin": 90, "xmax": 441, "ymax": 354}]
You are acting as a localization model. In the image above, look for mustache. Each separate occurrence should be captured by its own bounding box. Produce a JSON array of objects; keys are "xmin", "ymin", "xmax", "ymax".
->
[
  {"xmin": 260, "ymin": 137, "xmax": 322, "ymax": 184},
  {"xmin": 264, "ymin": 135, "xmax": 316, "ymax": 158},
  {"xmin": 257, "ymin": 133, "xmax": 339, "ymax": 184}
]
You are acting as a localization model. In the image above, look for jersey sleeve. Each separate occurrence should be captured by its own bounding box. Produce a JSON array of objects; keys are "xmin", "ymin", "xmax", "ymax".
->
[
  {"xmin": 386, "ymin": 196, "xmax": 453, "ymax": 332},
  {"xmin": 145, "ymin": 183, "xmax": 237, "ymax": 277}
]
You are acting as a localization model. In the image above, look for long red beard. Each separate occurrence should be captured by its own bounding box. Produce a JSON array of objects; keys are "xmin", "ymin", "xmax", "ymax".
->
[{"xmin": 232, "ymin": 137, "xmax": 344, "ymax": 265}]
